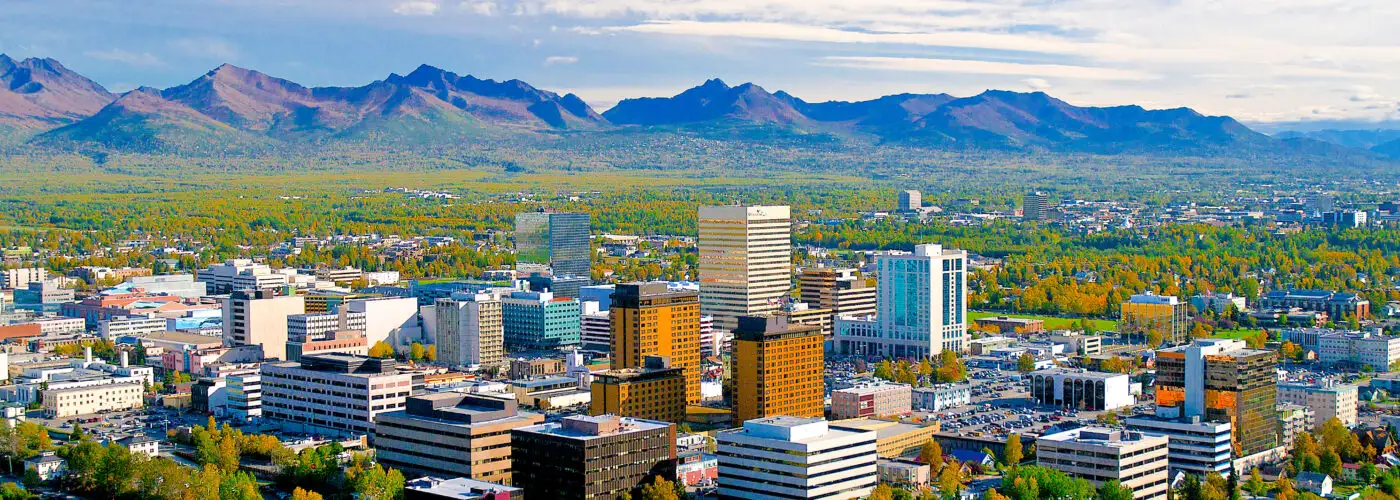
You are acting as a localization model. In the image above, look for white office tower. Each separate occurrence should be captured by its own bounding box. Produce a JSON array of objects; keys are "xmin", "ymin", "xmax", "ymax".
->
[
  {"xmin": 435, "ymin": 293, "xmax": 504, "ymax": 368},
  {"xmin": 717, "ymin": 416, "xmax": 877, "ymax": 500},
  {"xmin": 698, "ymin": 205, "xmax": 792, "ymax": 331}
]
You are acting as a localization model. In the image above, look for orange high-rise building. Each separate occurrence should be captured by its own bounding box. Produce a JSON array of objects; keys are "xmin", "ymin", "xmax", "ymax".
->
[
  {"xmin": 731, "ymin": 315, "xmax": 825, "ymax": 423},
  {"xmin": 610, "ymin": 282, "xmax": 701, "ymax": 404}
]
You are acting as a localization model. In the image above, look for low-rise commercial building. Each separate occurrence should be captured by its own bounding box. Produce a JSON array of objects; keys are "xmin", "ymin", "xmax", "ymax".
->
[
  {"xmin": 831, "ymin": 382, "xmax": 912, "ymax": 419},
  {"xmin": 912, "ymin": 384, "xmax": 973, "ymax": 412},
  {"xmin": 403, "ymin": 477, "xmax": 522, "ymax": 500},
  {"xmin": 375, "ymin": 393, "xmax": 543, "ymax": 484},
  {"xmin": 43, "ymin": 382, "xmax": 144, "ymax": 418},
  {"xmin": 1029, "ymin": 368, "xmax": 1134, "ymax": 411},
  {"xmin": 717, "ymin": 416, "xmax": 878, "ymax": 500},
  {"xmin": 973, "ymin": 316, "xmax": 1045, "ymax": 335},
  {"xmin": 1038, "ymin": 428, "xmax": 1170, "ymax": 500},
  {"xmin": 512, "ymin": 414, "xmax": 676, "ymax": 499},
  {"xmin": 830, "ymin": 417, "xmax": 941, "ymax": 458}
]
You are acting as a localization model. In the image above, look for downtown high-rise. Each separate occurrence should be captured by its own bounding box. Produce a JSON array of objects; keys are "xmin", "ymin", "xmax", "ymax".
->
[
  {"xmin": 698, "ymin": 205, "xmax": 792, "ymax": 331},
  {"xmin": 832, "ymin": 244, "xmax": 968, "ymax": 358},
  {"xmin": 515, "ymin": 211, "xmax": 591, "ymax": 287}
]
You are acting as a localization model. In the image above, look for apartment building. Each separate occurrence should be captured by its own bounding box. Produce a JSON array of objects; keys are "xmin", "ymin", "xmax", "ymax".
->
[
  {"xmin": 435, "ymin": 293, "xmax": 504, "ymax": 368},
  {"xmin": 512, "ymin": 415, "xmax": 676, "ymax": 499},
  {"xmin": 1038, "ymin": 428, "xmax": 1170, "ymax": 500},
  {"xmin": 261, "ymin": 354, "xmax": 420, "ymax": 436},
  {"xmin": 199, "ymin": 259, "xmax": 288, "ymax": 295},
  {"xmin": 731, "ymin": 316, "xmax": 825, "ymax": 423},
  {"xmin": 1, "ymin": 268, "xmax": 46, "ymax": 289},
  {"xmin": 374, "ymin": 393, "xmax": 543, "ymax": 484},
  {"xmin": 1277, "ymin": 381, "xmax": 1358, "ymax": 428},
  {"xmin": 697, "ymin": 205, "xmax": 792, "ymax": 331},
  {"xmin": 717, "ymin": 416, "xmax": 878, "ymax": 500},
  {"xmin": 831, "ymin": 382, "xmax": 913, "ymax": 419},
  {"xmin": 1317, "ymin": 331, "xmax": 1400, "ymax": 371}
]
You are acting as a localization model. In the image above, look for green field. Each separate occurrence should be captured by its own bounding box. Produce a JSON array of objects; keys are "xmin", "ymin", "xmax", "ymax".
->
[
  {"xmin": 1208, "ymin": 328, "xmax": 1268, "ymax": 342},
  {"xmin": 969, "ymin": 311, "xmax": 1118, "ymax": 332}
]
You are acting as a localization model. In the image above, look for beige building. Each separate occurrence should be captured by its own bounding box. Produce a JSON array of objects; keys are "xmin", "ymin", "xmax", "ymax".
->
[
  {"xmin": 435, "ymin": 293, "xmax": 504, "ymax": 368},
  {"xmin": 799, "ymin": 267, "xmax": 877, "ymax": 320},
  {"xmin": 43, "ymin": 382, "xmax": 144, "ymax": 418},
  {"xmin": 1038, "ymin": 428, "xmax": 1170, "ymax": 500},
  {"xmin": 1277, "ymin": 381, "xmax": 1358, "ymax": 429},
  {"xmin": 698, "ymin": 205, "xmax": 791, "ymax": 331},
  {"xmin": 374, "ymin": 393, "xmax": 543, "ymax": 485},
  {"xmin": 223, "ymin": 289, "xmax": 305, "ymax": 361},
  {"xmin": 1278, "ymin": 403, "xmax": 1314, "ymax": 446},
  {"xmin": 777, "ymin": 302, "xmax": 835, "ymax": 339}
]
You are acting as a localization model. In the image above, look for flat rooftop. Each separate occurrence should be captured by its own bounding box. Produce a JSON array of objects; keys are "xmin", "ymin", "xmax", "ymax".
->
[
  {"xmin": 1031, "ymin": 367, "xmax": 1128, "ymax": 380},
  {"xmin": 517, "ymin": 415, "xmax": 669, "ymax": 440}
]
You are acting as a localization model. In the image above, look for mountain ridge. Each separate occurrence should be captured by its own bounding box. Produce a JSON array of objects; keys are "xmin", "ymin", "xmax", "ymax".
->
[{"xmin": 1, "ymin": 55, "xmax": 1391, "ymax": 162}]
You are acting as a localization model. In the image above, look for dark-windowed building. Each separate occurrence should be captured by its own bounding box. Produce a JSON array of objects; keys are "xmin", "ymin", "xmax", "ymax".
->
[
  {"xmin": 1155, "ymin": 339, "xmax": 1278, "ymax": 458},
  {"xmin": 511, "ymin": 414, "xmax": 675, "ymax": 499},
  {"xmin": 515, "ymin": 212, "xmax": 591, "ymax": 295}
]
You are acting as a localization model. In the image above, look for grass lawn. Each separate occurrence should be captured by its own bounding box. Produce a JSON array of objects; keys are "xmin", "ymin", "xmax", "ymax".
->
[
  {"xmin": 1210, "ymin": 328, "xmax": 1267, "ymax": 340},
  {"xmin": 969, "ymin": 311, "xmax": 1118, "ymax": 332}
]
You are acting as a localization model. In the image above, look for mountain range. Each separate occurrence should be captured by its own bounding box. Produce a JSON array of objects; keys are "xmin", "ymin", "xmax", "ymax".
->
[{"xmin": 1, "ymin": 53, "xmax": 1397, "ymax": 161}]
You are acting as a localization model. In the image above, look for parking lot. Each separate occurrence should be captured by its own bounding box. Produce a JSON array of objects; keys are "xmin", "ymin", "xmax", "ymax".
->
[{"xmin": 913, "ymin": 368, "xmax": 1155, "ymax": 440}]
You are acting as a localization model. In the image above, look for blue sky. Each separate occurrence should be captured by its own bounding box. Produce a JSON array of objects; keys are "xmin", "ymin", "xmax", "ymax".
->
[{"xmin": 2, "ymin": 0, "xmax": 1398, "ymax": 124}]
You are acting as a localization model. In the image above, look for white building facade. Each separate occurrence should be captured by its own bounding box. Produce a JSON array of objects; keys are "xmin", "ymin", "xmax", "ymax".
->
[{"xmin": 717, "ymin": 417, "xmax": 878, "ymax": 500}]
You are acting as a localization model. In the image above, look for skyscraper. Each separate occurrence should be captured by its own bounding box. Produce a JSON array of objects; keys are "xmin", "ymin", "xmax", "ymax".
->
[
  {"xmin": 832, "ymin": 244, "xmax": 968, "ymax": 358},
  {"xmin": 698, "ymin": 205, "xmax": 792, "ymax": 331},
  {"xmin": 1024, "ymin": 191, "xmax": 1048, "ymax": 221},
  {"xmin": 611, "ymin": 282, "xmax": 702, "ymax": 404},
  {"xmin": 1121, "ymin": 292, "xmax": 1189, "ymax": 345},
  {"xmin": 515, "ymin": 211, "xmax": 591, "ymax": 285},
  {"xmin": 1155, "ymin": 339, "xmax": 1278, "ymax": 458},
  {"xmin": 435, "ymin": 293, "xmax": 504, "ymax": 368},
  {"xmin": 731, "ymin": 315, "xmax": 825, "ymax": 423}
]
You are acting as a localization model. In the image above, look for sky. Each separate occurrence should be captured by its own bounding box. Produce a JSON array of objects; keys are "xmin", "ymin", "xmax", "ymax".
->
[{"xmin": 2, "ymin": 0, "xmax": 1398, "ymax": 126}]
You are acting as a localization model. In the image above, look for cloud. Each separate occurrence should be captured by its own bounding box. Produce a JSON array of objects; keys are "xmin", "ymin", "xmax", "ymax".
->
[
  {"xmin": 602, "ymin": 20, "xmax": 1093, "ymax": 55},
  {"xmin": 84, "ymin": 49, "xmax": 164, "ymax": 67},
  {"xmin": 461, "ymin": 0, "xmax": 496, "ymax": 16},
  {"xmin": 820, "ymin": 56, "xmax": 1153, "ymax": 81},
  {"xmin": 544, "ymin": 55, "xmax": 578, "ymax": 66},
  {"xmin": 393, "ymin": 1, "xmax": 440, "ymax": 15},
  {"xmin": 171, "ymin": 37, "xmax": 240, "ymax": 61},
  {"xmin": 1023, "ymin": 78, "xmax": 1051, "ymax": 91}
]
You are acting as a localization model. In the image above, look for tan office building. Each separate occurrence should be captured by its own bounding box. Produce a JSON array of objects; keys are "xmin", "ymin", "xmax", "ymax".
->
[
  {"xmin": 223, "ymin": 289, "xmax": 305, "ymax": 361},
  {"xmin": 590, "ymin": 356, "xmax": 687, "ymax": 423},
  {"xmin": 435, "ymin": 293, "xmax": 504, "ymax": 368},
  {"xmin": 1038, "ymin": 428, "xmax": 1170, "ymax": 500},
  {"xmin": 374, "ymin": 393, "xmax": 543, "ymax": 485},
  {"xmin": 698, "ymin": 205, "xmax": 791, "ymax": 331},
  {"xmin": 799, "ymin": 267, "xmax": 877, "ymax": 320}
]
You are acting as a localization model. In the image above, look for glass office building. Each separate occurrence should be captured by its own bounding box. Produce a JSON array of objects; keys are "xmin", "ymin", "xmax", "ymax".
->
[{"xmin": 515, "ymin": 212, "xmax": 591, "ymax": 282}]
